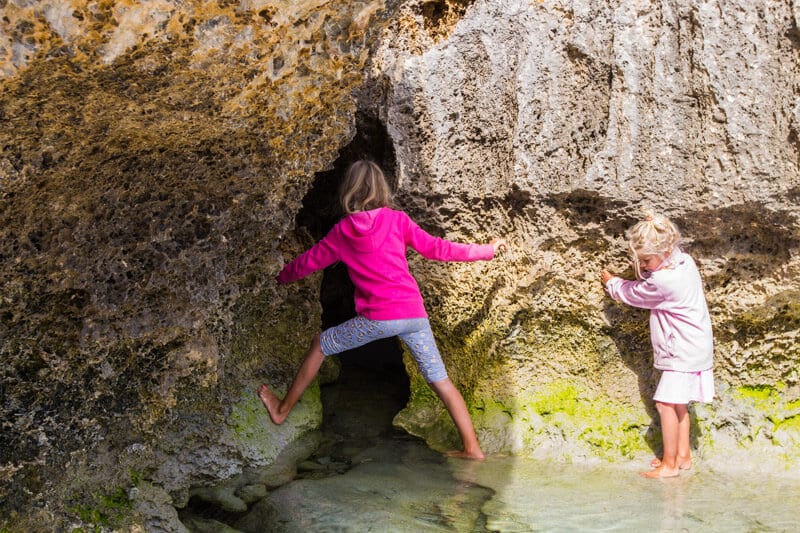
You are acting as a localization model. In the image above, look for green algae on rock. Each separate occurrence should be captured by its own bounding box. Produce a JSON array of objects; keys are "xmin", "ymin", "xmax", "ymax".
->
[
  {"xmin": 396, "ymin": 378, "xmax": 652, "ymax": 461},
  {"xmin": 228, "ymin": 383, "xmax": 323, "ymax": 469}
]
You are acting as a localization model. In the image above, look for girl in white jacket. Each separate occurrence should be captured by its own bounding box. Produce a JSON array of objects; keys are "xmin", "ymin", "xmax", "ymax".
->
[{"xmin": 601, "ymin": 213, "xmax": 714, "ymax": 478}]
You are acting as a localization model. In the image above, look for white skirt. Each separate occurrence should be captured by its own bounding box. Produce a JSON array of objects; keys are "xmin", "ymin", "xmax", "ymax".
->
[{"xmin": 653, "ymin": 369, "xmax": 715, "ymax": 404}]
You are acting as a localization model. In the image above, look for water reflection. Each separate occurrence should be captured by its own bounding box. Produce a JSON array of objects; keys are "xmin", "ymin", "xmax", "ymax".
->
[
  {"xmin": 450, "ymin": 456, "xmax": 800, "ymax": 532},
  {"xmin": 226, "ymin": 432, "xmax": 800, "ymax": 533},
  {"xmin": 197, "ymin": 324, "xmax": 800, "ymax": 532}
]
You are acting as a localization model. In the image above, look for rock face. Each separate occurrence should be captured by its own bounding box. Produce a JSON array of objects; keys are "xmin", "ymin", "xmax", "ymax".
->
[
  {"xmin": 376, "ymin": 0, "xmax": 800, "ymax": 468},
  {"xmin": 0, "ymin": 0, "xmax": 387, "ymax": 529},
  {"xmin": 1, "ymin": 0, "xmax": 799, "ymax": 529}
]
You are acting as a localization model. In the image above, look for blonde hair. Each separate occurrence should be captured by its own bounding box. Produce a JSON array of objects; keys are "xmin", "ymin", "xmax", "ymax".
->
[
  {"xmin": 627, "ymin": 211, "xmax": 682, "ymax": 279},
  {"xmin": 339, "ymin": 160, "xmax": 393, "ymax": 214}
]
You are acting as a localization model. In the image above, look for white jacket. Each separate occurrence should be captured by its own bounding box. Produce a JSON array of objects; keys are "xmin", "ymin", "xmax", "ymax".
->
[{"xmin": 605, "ymin": 251, "xmax": 714, "ymax": 372}]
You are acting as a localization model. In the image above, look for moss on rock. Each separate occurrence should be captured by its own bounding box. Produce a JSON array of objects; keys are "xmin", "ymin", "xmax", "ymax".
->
[
  {"xmin": 228, "ymin": 383, "xmax": 323, "ymax": 466},
  {"xmin": 396, "ymin": 376, "xmax": 652, "ymax": 461}
]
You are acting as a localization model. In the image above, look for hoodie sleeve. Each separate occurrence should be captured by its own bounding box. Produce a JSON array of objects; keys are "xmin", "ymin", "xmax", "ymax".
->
[
  {"xmin": 403, "ymin": 214, "xmax": 495, "ymax": 262},
  {"xmin": 605, "ymin": 276, "xmax": 667, "ymax": 310},
  {"xmin": 276, "ymin": 230, "xmax": 341, "ymax": 284}
]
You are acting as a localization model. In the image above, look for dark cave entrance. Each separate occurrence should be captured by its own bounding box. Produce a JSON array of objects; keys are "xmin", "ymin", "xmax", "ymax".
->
[
  {"xmin": 295, "ymin": 113, "xmax": 410, "ymax": 439},
  {"xmin": 176, "ymin": 118, "xmax": 409, "ymax": 529}
]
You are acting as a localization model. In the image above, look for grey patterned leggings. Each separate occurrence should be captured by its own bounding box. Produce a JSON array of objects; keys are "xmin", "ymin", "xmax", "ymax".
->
[{"xmin": 319, "ymin": 315, "xmax": 447, "ymax": 383}]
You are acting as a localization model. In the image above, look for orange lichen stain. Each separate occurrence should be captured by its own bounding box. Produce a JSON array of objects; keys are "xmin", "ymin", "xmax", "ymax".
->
[
  {"xmin": 1, "ymin": 0, "xmax": 385, "ymax": 84},
  {"xmin": 0, "ymin": 0, "xmax": 386, "ymax": 210},
  {"xmin": 351, "ymin": 2, "xmax": 384, "ymax": 36}
]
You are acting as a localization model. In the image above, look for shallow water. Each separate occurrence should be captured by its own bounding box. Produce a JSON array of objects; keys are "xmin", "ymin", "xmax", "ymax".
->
[
  {"xmin": 456, "ymin": 455, "xmax": 800, "ymax": 532},
  {"xmin": 232, "ymin": 432, "xmax": 800, "ymax": 532},
  {"xmin": 186, "ymin": 350, "xmax": 800, "ymax": 532}
]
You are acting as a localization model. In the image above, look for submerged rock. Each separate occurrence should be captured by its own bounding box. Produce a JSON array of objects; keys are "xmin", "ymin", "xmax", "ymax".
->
[{"xmin": 234, "ymin": 439, "xmax": 493, "ymax": 533}]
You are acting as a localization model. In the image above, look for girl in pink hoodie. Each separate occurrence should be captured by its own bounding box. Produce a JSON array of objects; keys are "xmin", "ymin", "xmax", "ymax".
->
[
  {"xmin": 259, "ymin": 160, "xmax": 507, "ymax": 460},
  {"xmin": 601, "ymin": 213, "xmax": 714, "ymax": 478}
]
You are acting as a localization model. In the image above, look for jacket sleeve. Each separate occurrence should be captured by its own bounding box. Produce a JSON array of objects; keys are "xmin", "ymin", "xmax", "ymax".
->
[
  {"xmin": 276, "ymin": 231, "xmax": 341, "ymax": 284},
  {"xmin": 605, "ymin": 277, "xmax": 666, "ymax": 310},
  {"xmin": 404, "ymin": 215, "xmax": 495, "ymax": 262}
]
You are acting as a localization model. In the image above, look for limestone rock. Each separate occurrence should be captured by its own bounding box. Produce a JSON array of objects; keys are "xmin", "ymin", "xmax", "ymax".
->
[
  {"xmin": 372, "ymin": 0, "xmax": 800, "ymax": 469},
  {"xmin": 0, "ymin": 0, "xmax": 388, "ymax": 529},
  {"xmin": 1, "ymin": 0, "xmax": 799, "ymax": 529}
]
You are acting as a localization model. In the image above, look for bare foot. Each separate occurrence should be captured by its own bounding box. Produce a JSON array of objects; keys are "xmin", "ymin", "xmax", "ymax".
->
[
  {"xmin": 640, "ymin": 464, "xmax": 680, "ymax": 479},
  {"xmin": 445, "ymin": 449, "xmax": 485, "ymax": 461},
  {"xmin": 650, "ymin": 456, "xmax": 692, "ymax": 470},
  {"xmin": 258, "ymin": 384, "xmax": 287, "ymax": 425}
]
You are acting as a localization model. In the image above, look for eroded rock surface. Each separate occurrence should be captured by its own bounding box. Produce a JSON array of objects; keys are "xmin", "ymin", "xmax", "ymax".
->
[
  {"xmin": 375, "ymin": 0, "xmax": 800, "ymax": 466},
  {"xmin": 1, "ymin": 0, "xmax": 799, "ymax": 530},
  {"xmin": 1, "ymin": 0, "xmax": 388, "ymax": 529}
]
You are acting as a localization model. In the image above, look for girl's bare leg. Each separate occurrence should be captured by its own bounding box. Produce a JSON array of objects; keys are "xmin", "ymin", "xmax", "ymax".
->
[
  {"xmin": 428, "ymin": 378, "xmax": 485, "ymax": 460},
  {"xmin": 642, "ymin": 401, "xmax": 681, "ymax": 478},
  {"xmin": 650, "ymin": 404, "xmax": 692, "ymax": 469},
  {"xmin": 675, "ymin": 403, "xmax": 691, "ymax": 468},
  {"xmin": 258, "ymin": 334, "xmax": 325, "ymax": 425}
]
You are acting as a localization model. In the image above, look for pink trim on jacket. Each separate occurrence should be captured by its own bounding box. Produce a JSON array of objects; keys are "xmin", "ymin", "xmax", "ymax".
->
[
  {"xmin": 277, "ymin": 207, "xmax": 495, "ymax": 320},
  {"xmin": 605, "ymin": 251, "xmax": 714, "ymax": 372}
]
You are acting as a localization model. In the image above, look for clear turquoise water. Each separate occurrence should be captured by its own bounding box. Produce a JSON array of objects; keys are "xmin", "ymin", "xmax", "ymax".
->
[
  {"xmin": 456, "ymin": 455, "xmax": 800, "ymax": 532},
  {"xmin": 234, "ymin": 434, "xmax": 800, "ymax": 532},
  {"xmin": 214, "ymin": 355, "xmax": 800, "ymax": 532}
]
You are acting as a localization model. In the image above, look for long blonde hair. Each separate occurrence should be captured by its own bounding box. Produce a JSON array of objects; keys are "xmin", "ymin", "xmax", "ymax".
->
[
  {"xmin": 627, "ymin": 211, "xmax": 682, "ymax": 279},
  {"xmin": 339, "ymin": 160, "xmax": 393, "ymax": 214}
]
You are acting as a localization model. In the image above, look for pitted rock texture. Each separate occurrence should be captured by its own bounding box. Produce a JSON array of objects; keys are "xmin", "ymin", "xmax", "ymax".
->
[
  {"xmin": 1, "ymin": 0, "xmax": 388, "ymax": 529},
  {"xmin": 1, "ymin": 0, "xmax": 799, "ymax": 530},
  {"xmin": 374, "ymin": 0, "xmax": 800, "ymax": 462}
]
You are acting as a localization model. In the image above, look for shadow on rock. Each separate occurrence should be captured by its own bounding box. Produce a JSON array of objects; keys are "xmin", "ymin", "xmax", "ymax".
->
[{"xmin": 602, "ymin": 298, "xmax": 703, "ymax": 459}]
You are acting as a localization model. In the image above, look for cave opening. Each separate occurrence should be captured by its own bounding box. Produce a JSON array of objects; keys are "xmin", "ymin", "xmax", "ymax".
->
[{"xmin": 295, "ymin": 113, "xmax": 410, "ymax": 441}]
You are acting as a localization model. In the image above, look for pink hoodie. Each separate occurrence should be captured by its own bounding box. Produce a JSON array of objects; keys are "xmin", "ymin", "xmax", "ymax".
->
[
  {"xmin": 277, "ymin": 207, "xmax": 495, "ymax": 320},
  {"xmin": 605, "ymin": 251, "xmax": 714, "ymax": 372}
]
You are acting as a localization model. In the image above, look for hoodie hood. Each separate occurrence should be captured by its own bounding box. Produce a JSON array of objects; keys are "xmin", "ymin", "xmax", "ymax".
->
[{"xmin": 339, "ymin": 207, "xmax": 392, "ymax": 253}]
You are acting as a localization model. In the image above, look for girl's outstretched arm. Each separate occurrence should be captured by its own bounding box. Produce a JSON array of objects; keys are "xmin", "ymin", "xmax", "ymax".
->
[
  {"xmin": 404, "ymin": 215, "xmax": 500, "ymax": 262},
  {"xmin": 604, "ymin": 275, "xmax": 665, "ymax": 310},
  {"xmin": 276, "ymin": 235, "xmax": 340, "ymax": 284}
]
